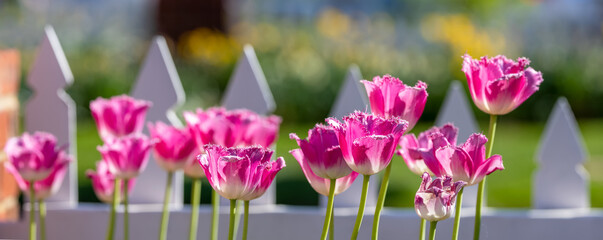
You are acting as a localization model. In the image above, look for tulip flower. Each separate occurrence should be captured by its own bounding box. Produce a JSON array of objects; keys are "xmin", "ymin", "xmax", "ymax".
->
[
  {"xmin": 3, "ymin": 131, "xmax": 71, "ymax": 240},
  {"xmin": 424, "ymin": 133, "xmax": 504, "ymax": 186},
  {"xmin": 415, "ymin": 173, "xmax": 465, "ymax": 240},
  {"xmin": 361, "ymin": 75, "xmax": 427, "ymax": 131},
  {"xmin": 86, "ymin": 160, "xmax": 136, "ymax": 204},
  {"xmin": 398, "ymin": 124, "xmax": 458, "ymax": 175},
  {"xmin": 462, "ymin": 54, "xmax": 543, "ymax": 116},
  {"xmin": 4, "ymin": 132, "xmax": 70, "ymax": 182},
  {"xmin": 415, "ymin": 173, "xmax": 465, "ymax": 221},
  {"xmin": 199, "ymin": 144, "xmax": 285, "ymax": 240},
  {"xmin": 184, "ymin": 151, "xmax": 205, "ymax": 179},
  {"xmin": 289, "ymin": 124, "xmax": 353, "ymax": 179},
  {"xmin": 327, "ymin": 111, "xmax": 407, "ymax": 240},
  {"xmin": 97, "ymin": 134, "xmax": 154, "ymax": 179},
  {"xmin": 148, "ymin": 122, "xmax": 196, "ymax": 172},
  {"xmin": 242, "ymin": 113, "xmax": 281, "ymax": 147},
  {"xmin": 90, "ymin": 95, "xmax": 151, "ymax": 141},
  {"xmin": 327, "ymin": 111, "xmax": 408, "ymax": 176}
]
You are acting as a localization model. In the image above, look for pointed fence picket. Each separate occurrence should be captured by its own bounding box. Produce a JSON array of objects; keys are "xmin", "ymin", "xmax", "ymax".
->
[
  {"xmin": 130, "ymin": 36, "xmax": 186, "ymax": 207},
  {"xmin": 25, "ymin": 26, "xmax": 77, "ymax": 207},
  {"xmin": 1, "ymin": 27, "xmax": 601, "ymax": 240}
]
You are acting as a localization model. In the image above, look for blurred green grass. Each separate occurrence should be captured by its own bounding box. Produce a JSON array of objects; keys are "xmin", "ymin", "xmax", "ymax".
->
[{"xmin": 77, "ymin": 118, "xmax": 603, "ymax": 208}]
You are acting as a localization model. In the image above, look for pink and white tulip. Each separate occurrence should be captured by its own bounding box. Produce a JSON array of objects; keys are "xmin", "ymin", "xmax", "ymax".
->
[
  {"xmin": 14, "ymin": 160, "xmax": 69, "ymax": 201},
  {"xmin": 289, "ymin": 124, "xmax": 352, "ymax": 179},
  {"xmin": 291, "ymin": 148, "xmax": 358, "ymax": 196},
  {"xmin": 86, "ymin": 160, "xmax": 136, "ymax": 203},
  {"xmin": 327, "ymin": 111, "xmax": 408, "ymax": 176},
  {"xmin": 415, "ymin": 173, "xmax": 465, "ymax": 222},
  {"xmin": 148, "ymin": 122, "xmax": 197, "ymax": 172},
  {"xmin": 242, "ymin": 113, "xmax": 281, "ymax": 147},
  {"xmin": 184, "ymin": 150, "xmax": 205, "ymax": 178},
  {"xmin": 90, "ymin": 95, "xmax": 151, "ymax": 141},
  {"xmin": 398, "ymin": 124, "xmax": 458, "ymax": 175},
  {"xmin": 97, "ymin": 134, "xmax": 155, "ymax": 179},
  {"xmin": 462, "ymin": 54, "xmax": 544, "ymax": 115},
  {"xmin": 198, "ymin": 145, "xmax": 285, "ymax": 201},
  {"xmin": 361, "ymin": 75, "xmax": 428, "ymax": 131},
  {"xmin": 423, "ymin": 133, "xmax": 504, "ymax": 185},
  {"xmin": 4, "ymin": 132, "xmax": 71, "ymax": 182}
]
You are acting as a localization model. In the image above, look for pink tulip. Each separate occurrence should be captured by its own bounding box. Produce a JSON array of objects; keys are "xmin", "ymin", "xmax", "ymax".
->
[
  {"xmin": 327, "ymin": 111, "xmax": 408, "ymax": 176},
  {"xmin": 97, "ymin": 134, "xmax": 154, "ymax": 179},
  {"xmin": 415, "ymin": 173, "xmax": 465, "ymax": 222},
  {"xmin": 289, "ymin": 124, "xmax": 352, "ymax": 179},
  {"xmin": 242, "ymin": 113, "xmax": 281, "ymax": 147},
  {"xmin": 90, "ymin": 95, "xmax": 151, "ymax": 141},
  {"xmin": 462, "ymin": 54, "xmax": 544, "ymax": 115},
  {"xmin": 361, "ymin": 75, "xmax": 428, "ymax": 131},
  {"xmin": 291, "ymin": 148, "xmax": 358, "ymax": 196},
  {"xmin": 198, "ymin": 145, "xmax": 285, "ymax": 201},
  {"xmin": 148, "ymin": 122, "xmax": 197, "ymax": 172},
  {"xmin": 423, "ymin": 133, "xmax": 504, "ymax": 185},
  {"xmin": 397, "ymin": 124, "xmax": 458, "ymax": 175},
  {"xmin": 184, "ymin": 107, "xmax": 281, "ymax": 149},
  {"xmin": 86, "ymin": 160, "xmax": 136, "ymax": 203},
  {"xmin": 14, "ymin": 160, "xmax": 69, "ymax": 201},
  {"xmin": 4, "ymin": 132, "xmax": 71, "ymax": 182},
  {"xmin": 184, "ymin": 150, "xmax": 205, "ymax": 178}
]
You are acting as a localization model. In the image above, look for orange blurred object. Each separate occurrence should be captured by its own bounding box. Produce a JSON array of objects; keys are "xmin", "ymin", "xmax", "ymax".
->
[{"xmin": 0, "ymin": 49, "xmax": 20, "ymax": 222}]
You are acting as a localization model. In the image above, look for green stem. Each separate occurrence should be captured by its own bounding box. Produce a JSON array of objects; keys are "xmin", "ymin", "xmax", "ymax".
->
[
  {"xmin": 189, "ymin": 178, "xmax": 202, "ymax": 240},
  {"xmin": 159, "ymin": 172, "xmax": 174, "ymax": 240},
  {"xmin": 474, "ymin": 114, "xmax": 497, "ymax": 240},
  {"xmin": 329, "ymin": 209, "xmax": 335, "ymax": 240},
  {"xmin": 29, "ymin": 183, "xmax": 36, "ymax": 240},
  {"xmin": 372, "ymin": 163, "xmax": 392, "ymax": 240},
  {"xmin": 321, "ymin": 179, "xmax": 337, "ymax": 240},
  {"xmin": 351, "ymin": 175, "xmax": 370, "ymax": 240},
  {"xmin": 211, "ymin": 190, "xmax": 219, "ymax": 240},
  {"xmin": 233, "ymin": 200, "xmax": 242, "ymax": 239},
  {"xmin": 229, "ymin": 199, "xmax": 237, "ymax": 240},
  {"xmin": 419, "ymin": 218, "xmax": 426, "ymax": 240},
  {"xmin": 243, "ymin": 201, "xmax": 249, "ymax": 240},
  {"xmin": 39, "ymin": 200, "xmax": 46, "ymax": 240},
  {"xmin": 452, "ymin": 188, "xmax": 464, "ymax": 240},
  {"xmin": 106, "ymin": 179, "xmax": 120, "ymax": 240},
  {"xmin": 124, "ymin": 179, "xmax": 130, "ymax": 240},
  {"xmin": 429, "ymin": 221, "xmax": 438, "ymax": 240}
]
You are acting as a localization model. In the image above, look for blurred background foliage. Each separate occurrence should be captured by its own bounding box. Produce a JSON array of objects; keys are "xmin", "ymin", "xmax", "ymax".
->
[{"xmin": 1, "ymin": 0, "xmax": 603, "ymax": 207}]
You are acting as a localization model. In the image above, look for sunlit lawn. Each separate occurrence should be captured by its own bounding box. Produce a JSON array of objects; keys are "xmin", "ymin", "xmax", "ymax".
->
[{"xmin": 77, "ymin": 118, "xmax": 603, "ymax": 208}]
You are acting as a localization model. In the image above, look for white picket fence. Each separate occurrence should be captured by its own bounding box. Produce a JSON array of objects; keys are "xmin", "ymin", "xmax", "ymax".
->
[{"xmin": 1, "ymin": 26, "xmax": 600, "ymax": 240}]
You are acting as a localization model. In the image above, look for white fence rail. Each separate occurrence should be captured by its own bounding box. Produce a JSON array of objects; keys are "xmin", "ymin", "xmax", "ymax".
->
[{"xmin": 0, "ymin": 26, "xmax": 596, "ymax": 240}]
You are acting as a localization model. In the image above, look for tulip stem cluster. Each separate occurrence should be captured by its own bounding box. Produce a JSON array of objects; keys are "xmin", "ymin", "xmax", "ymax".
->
[
  {"xmin": 229, "ymin": 199, "xmax": 237, "ymax": 240},
  {"xmin": 473, "ymin": 114, "xmax": 498, "ymax": 240},
  {"xmin": 29, "ymin": 184, "xmax": 36, "ymax": 240},
  {"xmin": 373, "ymin": 163, "xmax": 393, "ymax": 239},
  {"xmin": 188, "ymin": 178, "xmax": 202, "ymax": 240},
  {"xmin": 321, "ymin": 180, "xmax": 337, "ymax": 240},
  {"xmin": 243, "ymin": 200, "xmax": 250, "ymax": 240},
  {"xmin": 159, "ymin": 172, "xmax": 174, "ymax": 240},
  {"xmin": 106, "ymin": 179, "xmax": 120, "ymax": 240},
  {"xmin": 452, "ymin": 188, "xmax": 464, "ymax": 240},
  {"xmin": 429, "ymin": 221, "xmax": 438, "ymax": 240},
  {"xmin": 211, "ymin": 190, "xmax": 219, "ymax": 240},
  {"xmin": 39, "ymin": 200, "xmax": 47, "ymax": 240},
  {"xmin": 351, "ymin": 175, "xmax": 370, "ymax": 240},
  {"xmin": 419, "ymin": 218, "xmax": 426, "ymax": 240}
]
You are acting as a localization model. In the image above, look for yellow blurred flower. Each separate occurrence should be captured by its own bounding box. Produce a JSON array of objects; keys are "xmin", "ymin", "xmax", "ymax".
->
[
  {"xmin": 178, "ymin": 28, "xmax": 240, "ymax": 66},
  {"xmin": 316, "ymin": 8, "xmax": 351, "ymax": 41}
]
